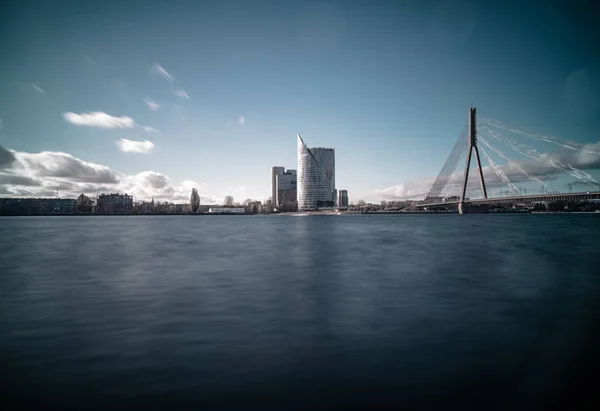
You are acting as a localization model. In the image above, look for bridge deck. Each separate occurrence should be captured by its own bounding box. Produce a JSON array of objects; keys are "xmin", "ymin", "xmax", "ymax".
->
[{"xmin": 422, "ymin": 191, "xmax": 600, "ymax": 207}]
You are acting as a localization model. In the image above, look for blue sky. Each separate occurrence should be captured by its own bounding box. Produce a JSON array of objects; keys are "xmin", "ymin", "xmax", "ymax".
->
[{"xmin": 0, "ymin": 0, "xmax": 599, "ymax": 203}]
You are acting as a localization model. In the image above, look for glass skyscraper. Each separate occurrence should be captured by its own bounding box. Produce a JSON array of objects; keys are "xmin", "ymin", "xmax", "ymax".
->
[{"xmin": 297, "ymin": 134, "xmax": 336, "ymax": 211}]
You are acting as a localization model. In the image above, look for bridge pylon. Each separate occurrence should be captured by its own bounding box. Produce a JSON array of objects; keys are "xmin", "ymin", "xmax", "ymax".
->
[{"xmin": 459, "ymin": 107, "xmax": 488, "ymax": 214}]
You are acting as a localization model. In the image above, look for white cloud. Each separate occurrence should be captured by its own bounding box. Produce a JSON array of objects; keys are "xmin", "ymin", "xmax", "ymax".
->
[
  {"xmin": 143, "ymin": 98, "xmax": 161, "ymax": 111},
  {"xmin": 375, "ymin": 183, "xmax": 431, "ymax": 200},
  {"xmin": 151, "ymin": 62, "xmax": 173, "ymax": 83},
  {"xmin": 0, "ymin": 145, "xmax": 207, "ymax": 203},
  {"xmin": 120, "ymin": 172, "xmax": 206, "ymax": 202},
  {"xmin": 31, "ymin": 84, "xmax": 46, "ymax": 96},
  {"xmin": 116, "ymin": 139, "xmax": 155, "ymax": 154},
  {"xmin": 12, "ymin": 149, "xmax": 120, "ymax": 184},
  {"xmin": 238, "ymin": 116, "xmax": 245, "ymax": 125},
  {"xmin": 63, "ymin": 111, "xmax": 157, "ymax": 132},
  {"xmin": 174, "ymin": 89, "xmax": 190, "ymax": 99},
  {"xmin": 63, "ymin": 112, "xmax": 135, "ymax": 129}
]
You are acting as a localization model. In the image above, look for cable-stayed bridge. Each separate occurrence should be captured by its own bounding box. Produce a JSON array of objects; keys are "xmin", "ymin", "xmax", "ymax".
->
[{"xmin": 419, "ymin": 108, "xmax": 600, "ymax": 213}]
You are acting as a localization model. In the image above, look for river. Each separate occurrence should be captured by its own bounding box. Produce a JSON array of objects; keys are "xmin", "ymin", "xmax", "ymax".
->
[{"xmin": 1, "ymin": 215, "xmax": 599, "ymax": 410}]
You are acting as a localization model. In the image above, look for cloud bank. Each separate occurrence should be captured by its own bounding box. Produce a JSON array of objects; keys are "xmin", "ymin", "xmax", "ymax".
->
[{"xmin": 0, "ymin": 145, "xmax": 204, "ymax": 203}]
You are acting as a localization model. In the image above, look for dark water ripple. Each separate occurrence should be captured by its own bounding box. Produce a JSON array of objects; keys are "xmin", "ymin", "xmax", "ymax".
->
[{"xmin": 1, "ymin": 215, "xmax": 599, "ymax": 410}]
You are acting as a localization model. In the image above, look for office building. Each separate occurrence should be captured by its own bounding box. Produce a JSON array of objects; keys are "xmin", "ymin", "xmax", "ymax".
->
[
  {"xmin": 338, "ymin": 190, "xmax": 349, "ymax": 207},
  {"xmin": 97, "ymin": 193, "xmax": 133, "ymax": 213},
  {"xmin": 297, "ymin": 134, "xmax": 336, "ymax": 211},
  {"xmin": 272, "ymin": 166, "xmax": 297, "ymax": 208},
  {"xmin": 276, "ymin": 169, "xmax": 297, "ymax": 207}
]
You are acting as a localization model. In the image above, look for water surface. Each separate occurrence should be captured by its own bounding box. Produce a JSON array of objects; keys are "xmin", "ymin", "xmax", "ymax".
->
[{"xmin": 1, "ymin": 215, "xmax": 599, "ymax": 410}]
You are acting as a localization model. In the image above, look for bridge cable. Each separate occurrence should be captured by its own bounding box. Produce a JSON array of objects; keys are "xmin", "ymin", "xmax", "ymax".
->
[
  {"xmin": 479, "ymin": 127, "xmax": 600, "ymax": 188},
  {"xmin": 425, "ymin": 123, "xmax": 469, "ymax": 200},
  {"xmin": 477, "ymin": 143, "xmax": 521, "ymax": 196},
  {"xmin": 477, "ymin": 135, "xmax": 559, "ymax": 194},
  {"xmin": 479, "ymin": 117, "xmax": 600, "ymax": 157},
  {"xmin": 481, "ymin": 127, "xmax": 600, "ymax": 187}
]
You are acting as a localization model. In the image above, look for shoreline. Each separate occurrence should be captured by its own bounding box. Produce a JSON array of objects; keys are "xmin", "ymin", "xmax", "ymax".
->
[{"xmin": 2, "ymin": 210, "xmax": 599, "ymax": 217}]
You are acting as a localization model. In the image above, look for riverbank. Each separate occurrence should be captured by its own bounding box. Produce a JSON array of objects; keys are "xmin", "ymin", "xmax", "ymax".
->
[{"xmin": 2, "ymin": 210, "xmax": 599, "ymax": 217}]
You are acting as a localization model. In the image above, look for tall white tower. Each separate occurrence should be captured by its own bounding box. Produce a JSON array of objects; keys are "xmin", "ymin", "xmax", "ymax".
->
[{"xmin": 297, "ymin": 134, "xmax": 336, "ymax": 211}]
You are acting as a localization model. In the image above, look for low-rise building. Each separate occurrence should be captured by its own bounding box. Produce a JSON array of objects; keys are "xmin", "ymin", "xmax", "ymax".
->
[
  {"xmin": 97, "ymin": 193, "xmax": 133, "ymax": 213},
  {"xmin": 0, "ymin": 198, "xmax": 76, "ymax": 214}
]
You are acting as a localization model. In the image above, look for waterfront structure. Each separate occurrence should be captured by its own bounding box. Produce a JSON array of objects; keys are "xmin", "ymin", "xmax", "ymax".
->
[
  {"xmin": 297, "ymin": 134, "xmax": 336, "ymax": 211},
  {"xmin": 338, "ymin": 190, "xmax": 349, "ymax": 208},
  {"xmin": 208, "ymin": 207, "xmax": 246, "ymax": 214},
  {"xmin": 97, "ymin": 193, "xmax": 133, "ymax": 213},
  {"xmin": 0, "ymin": 197, "xmax": 76, "ymax": 214}
]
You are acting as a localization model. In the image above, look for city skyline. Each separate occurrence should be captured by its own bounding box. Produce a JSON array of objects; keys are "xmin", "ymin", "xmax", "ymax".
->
[{"xmin": 1, "ymin": 0, "xmax": 599, "ymax": 203}]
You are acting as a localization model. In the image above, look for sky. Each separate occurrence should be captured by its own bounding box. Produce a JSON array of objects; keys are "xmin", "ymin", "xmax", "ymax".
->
[{"xmin": 0, "ymin": 0, "xmax": 599, "ymax": 204}]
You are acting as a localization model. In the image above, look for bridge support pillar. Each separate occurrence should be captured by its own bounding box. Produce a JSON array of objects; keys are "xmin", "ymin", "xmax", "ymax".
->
[
  {"xmin": 459, "ymin": 203, "xmax": 489, "ymax": 214},
  {"xmin": 459, "ymin": 108, "xmax": 488, "ymax": 213}
]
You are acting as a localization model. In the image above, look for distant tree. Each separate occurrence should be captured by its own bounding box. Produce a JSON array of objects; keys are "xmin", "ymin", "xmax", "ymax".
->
[
  {"xmin": 357, "ymin": 199, "xmax": 366, "ymax": 206},
  {"xmin": 380, "ymin": 200, "xmax": 387, "ymax": 209},
  {"xmin": 243, "ymin": 198, "xmax": 253, "ymax": 206},
  {"xmin": 190, "ymin": 188, "xmax": 200, "ymax": 213},
  {"xmin": 76, "ymin": 193, "xmax": 93, "ymax": 213},
  {"xmin": 224, "ymin": 195, "xmax": 234, "ymax": 207},
  {"xmin": 548, "ymin": 200, "xmax": 567, "ymax": 212}
]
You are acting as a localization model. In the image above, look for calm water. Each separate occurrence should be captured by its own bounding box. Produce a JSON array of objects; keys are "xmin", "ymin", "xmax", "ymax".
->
[{"xmin": 1, "ymin": 215, "xmax": 599, "ymax": 410}]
